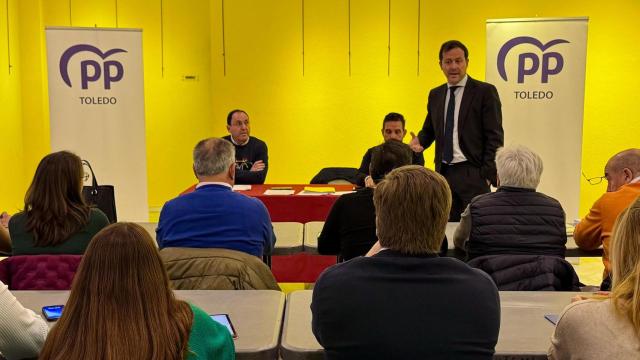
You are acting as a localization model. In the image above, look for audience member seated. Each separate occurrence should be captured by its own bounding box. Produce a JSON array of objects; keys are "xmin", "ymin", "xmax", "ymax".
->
[
  {"xmin": 574, "ymin": 148, "xmax": 640, "ymax": 290},
  {"xmin": 0, "ymin": 280, "xmax": 48, "ymax": 360},
  {"xmin": 8, "ymin": 151, "xmax": 109, "ymax": 255},
  {"xmin": 453, "ymin": 145, "xmax": 566, "ymax": 259},
  {"xmin": 157, "ymin": 138, "xmax": 274, "ymax": 257},
  {"xmin": 223, "ymin": 109, "xmax": 268, "ymax": 184},
  {"xmin": 311, "ymin": 166, "xmax": 500, "ymax": 359},
  {"xmin": 39, "ymin": 223, "xmax": 235, "ymax": 360},
  {"xmin": 317, "ymin": 140, "xmax": 413, "ymax": 261},
  {"xmin": 549, "ymin": 196, "xmax": 640, "ymax": 359},
  {"xmin": 356, "ymin": 112, "xmax": 424, "ymax": 186}
]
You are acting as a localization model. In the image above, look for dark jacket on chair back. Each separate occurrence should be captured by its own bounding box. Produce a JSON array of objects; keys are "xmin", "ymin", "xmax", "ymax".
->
[
  {"xmin": 467, "ymin": 186, "xmax": 566, "ymax": 260},
  {"xmin": 468, "ymin": 254, "xmax": 581, "ymax": 291}
]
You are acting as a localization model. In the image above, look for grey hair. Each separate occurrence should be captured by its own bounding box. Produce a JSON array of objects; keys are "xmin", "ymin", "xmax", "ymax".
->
[
  {"xmin": 496, "ymin": 145, "xmax": 543, "ymax": 189},
  {"xmin": 192, "ymin": 138, "xmax": 235, "ymax": 177}
]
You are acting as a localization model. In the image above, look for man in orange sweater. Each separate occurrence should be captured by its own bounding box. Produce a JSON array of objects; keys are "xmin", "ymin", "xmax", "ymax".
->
[{"xmin": 575, "ymin": 149, "xmax": 640, "ymax": 288}]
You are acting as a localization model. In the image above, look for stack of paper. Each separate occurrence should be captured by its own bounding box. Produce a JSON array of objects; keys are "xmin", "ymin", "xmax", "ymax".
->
[
  {"xmin": 297, "ymin": 186, "xmax": 336, "ymax": 196},
  {"xmin": 302, "ymin": 186, "xmax": 335, "ymax": 193},
  {"xmin": 565, "ymin": 224, "xmax": 575, "ymax": 236},
  {"xmin": 264, "ymin": 189, "xmax": 295, "ymax": 195}
]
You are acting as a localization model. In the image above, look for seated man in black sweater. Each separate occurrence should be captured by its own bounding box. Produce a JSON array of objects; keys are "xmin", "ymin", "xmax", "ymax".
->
[
  {"xmin": 318, "ymin": 140, "xmax": 413, "ymax": 260},
  {"xmin": 356, "ymin": 112, "xmax": 424, "ymax": 186},
  {"xmin": 222, "ymin": 109, "xmax": 268, "ymax": 184},
  {"xmin": 312, "ymin": 166, "xmax": 500, "ymax": 359}
]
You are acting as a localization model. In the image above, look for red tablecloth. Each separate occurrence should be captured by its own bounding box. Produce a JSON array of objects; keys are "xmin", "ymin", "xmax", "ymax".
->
[
  {"xmin": 240, "ymin": 184, "xmax": 354, "ymax": 222},
  {"xmin": 181, "ymin": 184, "xmax": 354, "ymax": 222},
  {"xmin": 180, "ymin": 183, "xmax": 355, "ymax": 282}
]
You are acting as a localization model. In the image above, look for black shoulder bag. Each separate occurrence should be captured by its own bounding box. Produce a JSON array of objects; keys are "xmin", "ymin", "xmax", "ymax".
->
[{"xmin": 82, "ymin": 160, "xmax": 117, "ymax": 223}]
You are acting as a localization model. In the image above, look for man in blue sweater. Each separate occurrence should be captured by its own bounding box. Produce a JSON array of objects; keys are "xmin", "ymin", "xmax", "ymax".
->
[{"xmin": 157, "ymin": 138, "xmax": 274, "ymax": 257}]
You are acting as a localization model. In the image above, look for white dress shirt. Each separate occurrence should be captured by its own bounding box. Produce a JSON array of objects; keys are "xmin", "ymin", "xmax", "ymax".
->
[
  {"xmin": 195, "ymin": 181, "xmax": 232, "ymax": 189},
  {"xmin": 444, "ymin": 74, "xmax": 468, "ymax": 164}
]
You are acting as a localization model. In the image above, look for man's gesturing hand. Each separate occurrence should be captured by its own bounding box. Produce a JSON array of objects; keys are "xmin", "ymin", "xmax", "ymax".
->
[{"xmin": 409, "ymin": 132, "xmax": 424, "ymax": 153}]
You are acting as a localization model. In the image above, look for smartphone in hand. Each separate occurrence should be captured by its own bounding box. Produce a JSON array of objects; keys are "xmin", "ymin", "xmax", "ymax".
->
[
  {"xmin": 544, "ymin": 314, "xmax": 559, "ymax": 325},
  {"xmin": 210, "ymin": 314, "xmax": 238, "ymax": 339}
]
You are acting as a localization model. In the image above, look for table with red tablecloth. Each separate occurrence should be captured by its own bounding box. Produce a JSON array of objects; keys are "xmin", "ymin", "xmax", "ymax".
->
[{"xmin": 181, "ymin": 183, "xmax": 355, "ymax": 282}]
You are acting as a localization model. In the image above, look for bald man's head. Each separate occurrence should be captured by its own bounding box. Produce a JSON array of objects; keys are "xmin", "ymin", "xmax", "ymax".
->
[{"xmin": 604, "ymin": 149, "xmax": 640, "ymax": 192}]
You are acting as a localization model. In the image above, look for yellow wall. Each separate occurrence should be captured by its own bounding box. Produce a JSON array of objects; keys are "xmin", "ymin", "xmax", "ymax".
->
[
  {"xmin": 0, "ymin": 0, "xmax": 25, "ymax": 212},
  {"xmin": 1, "ymin": 0, "xmax": 638, "ymax": 217}
]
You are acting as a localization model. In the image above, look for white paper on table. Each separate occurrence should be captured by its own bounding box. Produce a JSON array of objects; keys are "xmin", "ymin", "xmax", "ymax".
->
[
  {"xmin": 296, "ymin": 190, "xmax": 333, "ymax": 196},
  {"xmin": 565, "ymin": 224, "xmax": 575, "ymax": 236},
  {"xmin": 232, "ymin": 185, "xmax": 252, "ymax": 191},
  {"xmin": 263, "ymin": 189, "xmax": 295, "ymax": 195},
  {"xmin": 334, "ymin": 191, "xmax": 356, "ymax": 196}
]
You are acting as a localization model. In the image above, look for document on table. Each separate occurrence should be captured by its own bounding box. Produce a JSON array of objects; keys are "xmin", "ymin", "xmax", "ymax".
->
[
  {"xmin": 298, "ymin": 187, "xmax": 334, "ymax": 196},
  {"xmin": 297, "ymin": 186, "xmax": 336, "ymax": 195},
  {"xmin": 232, "ymin": 185, "xmax": 252, "ymax": 191},
  {"xmin": 565, "ymin": 223, "xmax": 575, "ymax": 236},
  {"xmin": 263, "ymin": 189, "xmax": 295, "ymax": 195},
  {"xmin": 297, "ymin": 190, "xmax": 330, "ymax": 196},
  {"xmin": 297, "ymin": 187, "xmax": 355, "ymax": 196}
]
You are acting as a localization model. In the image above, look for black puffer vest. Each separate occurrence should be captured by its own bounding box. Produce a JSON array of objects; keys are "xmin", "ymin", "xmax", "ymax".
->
[{"xmin": 467, "ymin": 186, "xmax": 566, "ymax": 260}]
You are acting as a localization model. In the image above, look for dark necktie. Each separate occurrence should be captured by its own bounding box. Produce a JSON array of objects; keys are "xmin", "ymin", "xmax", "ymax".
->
[{"xmin": 443, "ymin": 86, "xmax": 459, "ymax": 164}]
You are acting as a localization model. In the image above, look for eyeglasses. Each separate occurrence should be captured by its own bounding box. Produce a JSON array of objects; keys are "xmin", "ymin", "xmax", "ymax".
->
[{"xmin": 581, "ymin": 171, "xmax": 606, "ymax": 185}]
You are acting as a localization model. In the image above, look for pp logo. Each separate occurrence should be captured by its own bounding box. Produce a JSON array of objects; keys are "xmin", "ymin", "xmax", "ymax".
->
[
  {"xmin": 59, "ymin": 44, "xmax": 127, "ymax": 89},
  {"xmin": 497, "ymin": 36, "xmax": 569, "ymax": 83}
]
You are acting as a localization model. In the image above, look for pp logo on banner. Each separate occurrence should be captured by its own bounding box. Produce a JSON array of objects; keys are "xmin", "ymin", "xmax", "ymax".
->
[
  {"xmin": 59, "ymin": 44, "xmax": 127, "ymax": 105},
  {"xmin": 497, "ymin": 36, "xmax": 569, "ymax": 100}
]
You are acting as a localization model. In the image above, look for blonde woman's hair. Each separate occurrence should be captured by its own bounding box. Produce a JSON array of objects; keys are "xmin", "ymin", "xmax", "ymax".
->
[
  {"xmin": 373, "ymin": 165, "xmax": 451, "ymax": 254},
  {"xmin": 611, "ymin": 196, "xmax": 640, "ymax": 336}
]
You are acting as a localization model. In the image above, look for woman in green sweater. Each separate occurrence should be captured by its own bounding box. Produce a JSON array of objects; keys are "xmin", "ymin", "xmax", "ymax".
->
[
  {"xmin": 39, "ymin": 222, "xmax": 235, "ymax": 360},
  {"xmin": 9, "ymin": 151, "xmax": 109, "ymax": 255}
]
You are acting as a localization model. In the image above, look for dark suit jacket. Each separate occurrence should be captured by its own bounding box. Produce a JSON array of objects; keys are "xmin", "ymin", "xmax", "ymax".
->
[
  {"xmin": 418, "ymin": 76, "xmax": 503, "ymax": 185},
  {"xmin": 311, "ymin": 250, "xmax": 500, "ymax": 359}
]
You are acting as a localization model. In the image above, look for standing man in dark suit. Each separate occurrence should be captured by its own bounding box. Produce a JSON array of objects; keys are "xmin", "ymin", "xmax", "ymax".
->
[{"xmin": 410, "ymin": 40, "xmax": 503, "ymax": 221}]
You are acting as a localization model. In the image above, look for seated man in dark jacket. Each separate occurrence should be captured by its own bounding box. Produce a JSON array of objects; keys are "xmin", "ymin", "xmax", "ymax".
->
[
  {"xmin": 355, "ymin": 112, "xmax": 424, "ymax": 186},
  {"xmin": 453, "ymin": 144, "xmax": 567, "ymax": 259},
  {"xmin": 312, "ymin": 166, "xmax": 500, "ymax": 359},
  {"xmin": 317, "ymin": 140, "xmax": 413, "ymax": 261}
]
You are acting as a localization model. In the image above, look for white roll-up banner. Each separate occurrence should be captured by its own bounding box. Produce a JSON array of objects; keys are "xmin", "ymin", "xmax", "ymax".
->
[
  {"xmin": 46, "ymin": 27, "xmax": 148, "ymax": 221},
  {"xmin": 486, "ymin": 17, "xmax": 588, "ymax": 219}
]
